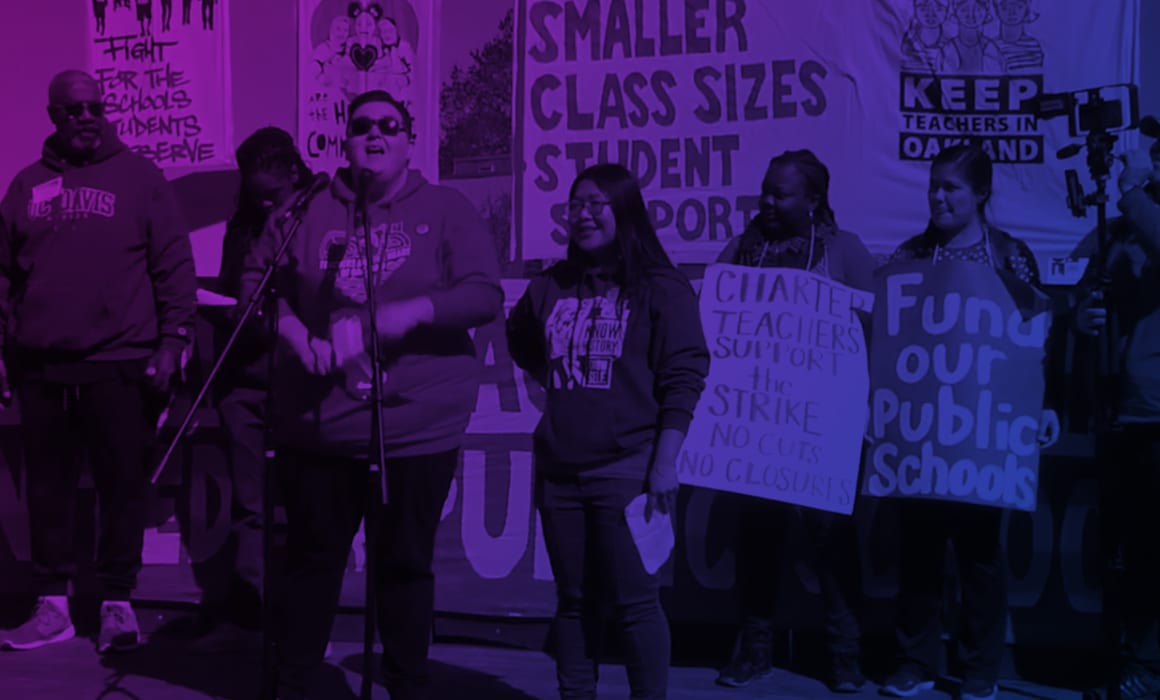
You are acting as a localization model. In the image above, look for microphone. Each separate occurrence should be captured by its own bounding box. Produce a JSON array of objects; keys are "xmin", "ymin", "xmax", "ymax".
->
[
  {"xmin": 354, "ymin": 168, "xmax": 374, "ymax": 208},
  {"xmin": 278, "ymin": 172, "xmax": 331, "ymax": 222},
  {"xmin": 1140, "ymin": 115, "xmax": 1160, "ymax": 139}
]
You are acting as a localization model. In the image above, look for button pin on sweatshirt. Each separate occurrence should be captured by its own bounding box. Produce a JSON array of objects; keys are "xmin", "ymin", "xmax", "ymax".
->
[{"xmin": 416, "ymin": 224, "xmax": 429, "ymax": 236}]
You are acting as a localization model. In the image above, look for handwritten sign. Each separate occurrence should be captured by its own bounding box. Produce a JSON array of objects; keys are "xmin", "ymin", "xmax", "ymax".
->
[
  {"xmin": 678, "ymin": 264, "xmax": 873, "ymax": 515},
  {"xmin": 86, "ymin": 0, "xmax": 232, "ymax": 168},
  {"xmin": 861, "ymin": 260, "xmax": 1049, "ymax": 512},
  {"xmin": 298, "ymin": 0, "xmax": 440, "ymax": 180}
]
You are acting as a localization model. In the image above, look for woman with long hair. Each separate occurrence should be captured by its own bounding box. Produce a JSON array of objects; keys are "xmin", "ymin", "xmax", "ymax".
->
[
  {"xmin": 507, "ymin": 163, "xmax": 710, "ymax": 699},
  {"xmin": 879, "ymin": 143, "xmax": 1060, "ymax": 700},
  {"xmin": 187, "ymin": 127, "xmax": 313, "ymax": 654},
  {"xmin": 714, "ymin": 149, "xmax": 876, "ymax": 694}
]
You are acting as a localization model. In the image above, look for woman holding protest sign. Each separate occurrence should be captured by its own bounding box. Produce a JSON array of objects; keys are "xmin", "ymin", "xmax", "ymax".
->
[
  {"xmin": 876, "ymin": 144, "xmax": 1061, "ymax": 700},
  {"xmin": 506, "ymin": 163, "xmax": 710, "ymax": 700},
  {"xmin": 713, "ymin": 149, "xmax": 877, "ymax": 694}
]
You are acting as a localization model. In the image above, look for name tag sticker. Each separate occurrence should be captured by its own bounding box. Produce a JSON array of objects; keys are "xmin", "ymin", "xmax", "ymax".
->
[{"xmin": 31, "ymin": 178, "xmax": 63, "ymax": 205}]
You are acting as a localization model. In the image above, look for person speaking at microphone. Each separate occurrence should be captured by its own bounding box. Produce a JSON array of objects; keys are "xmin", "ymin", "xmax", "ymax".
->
[{"xmin": 238, "ymin": 89, "xmax": 503, "ymax": 700}]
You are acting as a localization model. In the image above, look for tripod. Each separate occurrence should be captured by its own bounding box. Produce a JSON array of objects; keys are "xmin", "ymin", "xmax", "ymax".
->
[
  {"xmin": 1063, "ymin": 129, "xmax": 1126, "ymax": 700},
  {"xmin": 151, "ymin": 205, "xmax": 308, "ymax": 700}
]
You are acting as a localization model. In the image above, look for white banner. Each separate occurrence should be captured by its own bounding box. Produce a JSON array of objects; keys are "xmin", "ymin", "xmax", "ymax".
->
[
  {"xmin": 298, "ymin": 0, "xmax": 440, "ymax": 181},
  {"xmin": 515, "ymin": 1, "xmax": 1139, "ymax": 266},
  {"xmin": 86, "ymin": 0, "xmax": 233, "ymax": 168},
  {"xmin": 678, "ymin": 265, "xmax": 872, "ymax": 515}
]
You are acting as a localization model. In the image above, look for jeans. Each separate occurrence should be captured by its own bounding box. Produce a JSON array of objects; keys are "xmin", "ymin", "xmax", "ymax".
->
[
  {"xmin": 16, "ymin": 360, "xmax": 155, "ymax": 601},
  {"xmin": 894, "ymin": 500, "xmax": 1006, "ymax": 686},
  {"xmin": 733, "ymin": 495, "xmax": 863, "ymax": 656},
  {"xmin": 537, "ymin": 471, "xmax": 670, "ymax": 700},
  {"xmin": 274, "ymin": 448, "xmax": 458, "ymax": 696}
]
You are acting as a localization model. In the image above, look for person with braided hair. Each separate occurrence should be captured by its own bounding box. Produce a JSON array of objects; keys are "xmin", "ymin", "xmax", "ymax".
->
[
  {"xmin": 186, "ymin": 127, "xmax": 314, "ymax": 655},
  {"xmin": 714, "ymin": 150, "xmax": 876, "ymax": 694}
]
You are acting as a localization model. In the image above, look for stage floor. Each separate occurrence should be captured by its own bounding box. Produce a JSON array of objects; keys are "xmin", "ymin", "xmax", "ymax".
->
[{"xmin": 0, "ymin": 619, "xmax": 1085, "ymax": 700}]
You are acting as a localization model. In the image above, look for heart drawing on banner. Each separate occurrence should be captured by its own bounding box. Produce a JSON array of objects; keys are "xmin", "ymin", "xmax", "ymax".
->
[{"xmin": 349, "ymin": 43, "xmax": 380, "ymax": 71}]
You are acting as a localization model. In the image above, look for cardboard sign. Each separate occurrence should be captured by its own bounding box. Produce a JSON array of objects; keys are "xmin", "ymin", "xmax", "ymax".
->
[{"xmin": 861, "ymin": 259, "xmax": 1050, "ymax": 512}]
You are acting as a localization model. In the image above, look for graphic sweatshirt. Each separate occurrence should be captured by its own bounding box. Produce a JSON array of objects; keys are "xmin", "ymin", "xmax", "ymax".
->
[
  {"xmin": 240, "ymin": 168, "xmax": 503, "ymax": 459},
  {"xmin": 506, "ymin": 260, "xmax": 710, "ymax": 472},
  {"xmin": 0, "ymin": 126, "xmax": 196, "ymax": 364}
]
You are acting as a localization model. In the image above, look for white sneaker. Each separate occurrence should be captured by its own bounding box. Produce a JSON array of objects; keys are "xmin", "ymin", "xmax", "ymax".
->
[
  {"xmin": 97, "ymin": 602, "xmax": 141, "ymax": 653},
  {"xmin": 0, "ymin": 597, "xmax": 76, "ymax": 650}
]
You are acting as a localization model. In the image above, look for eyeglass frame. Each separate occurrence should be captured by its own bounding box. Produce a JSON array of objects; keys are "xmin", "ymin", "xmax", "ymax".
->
[{"xmin": 565, "ymin": 199, "xmax": 612, "ymax": 217}]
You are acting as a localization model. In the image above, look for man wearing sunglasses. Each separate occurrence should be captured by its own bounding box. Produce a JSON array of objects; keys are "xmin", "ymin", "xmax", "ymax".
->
[
  {"xmin": 0, "ymin": 69, "xmax": 196, "ymax": 655},
  {"xmin": 238, "ymin": 90, "xmax": 502, "ymax": 700}
]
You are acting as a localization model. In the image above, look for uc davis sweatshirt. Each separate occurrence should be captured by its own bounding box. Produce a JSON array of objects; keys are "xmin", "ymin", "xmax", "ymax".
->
[{"xmin": 0, "ymin": 126, "xmax": 196, "ymax": 361}]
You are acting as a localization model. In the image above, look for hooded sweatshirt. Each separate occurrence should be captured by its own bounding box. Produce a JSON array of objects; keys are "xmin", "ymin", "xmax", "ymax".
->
[
  {"xmin": 240, "ymin": 168, "xmax": 503, "ymax": 459},
  {"xmin": 506, "ymin": 259, "xmax": 710, "ymax": 472},
  {"xmin": 0, "ymin": 126, "xmax": 196, "ymax": 364}
]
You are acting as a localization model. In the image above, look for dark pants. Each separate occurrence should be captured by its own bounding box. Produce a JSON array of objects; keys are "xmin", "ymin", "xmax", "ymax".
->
[
  {"xmin": 275, "ymin": 448, "xmax": 458, "ymax": 696},
  {"xmin": 894, "ymin": 500, "xmax": 1006, "ymax": 686},
  {"xmin": 1113, "ymin": 424, "xmax": 1160, "ymax": 667},
  {"xmin": 536, "ymin": 472, "xmax": 670, "ymax": 700},
  {"xmin": 16, "ymin": 360, "xmax": 155, "ymax": 601},
  {"xmin": 191, "ymin": 385, "xmax": 265, "ymax": 629},
  {"xmin": 734, "ymin": 495, "xmax": 863, "ymax": 656}
]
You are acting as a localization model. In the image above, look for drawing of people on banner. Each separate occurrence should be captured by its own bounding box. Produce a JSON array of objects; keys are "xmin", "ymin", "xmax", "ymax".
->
[
  {"xmin": 308, "ymin": 0, "xmax": 420, "ymax": 104},
  {"xmin": 201, "ymin": 0, "xmax": 216, "ymax": 30},
  {"xmin": 373, "ymin": 16, "xmax": 415, "ymax": 101},
  {"xmin": 313, "ymin": 15, "xmax": 353, "ymax": 89},
  {"xmin": 901, "ymin": 0, "xmax": 958, "ymax": 73},
  {"xmin": 992, "ymin": 0, "xmax": 1044, "ymax": 72},
  {"xmin": 136, "ymin": 0, "xmax": 153, "ymax": 35},
  {"xmin": 302, "ymin": 0, "xmax": 425, "ymax": 175},
  {"xmin": 93, "ymin": 0, "xmax": 109, "ymax": 34},
  {"xmin": 947, "ymin": 0, "xmax": 1004, "ymax": 73}
]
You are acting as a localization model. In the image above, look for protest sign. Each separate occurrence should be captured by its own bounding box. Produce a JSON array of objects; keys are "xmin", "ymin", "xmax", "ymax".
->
[
  {"xmin": 862, "ymin": 259, "xmax": 1050, "ymax": 512},
  {"xmin": 679, "ymin": 264, "xmax": 873, "ymax": 515}
]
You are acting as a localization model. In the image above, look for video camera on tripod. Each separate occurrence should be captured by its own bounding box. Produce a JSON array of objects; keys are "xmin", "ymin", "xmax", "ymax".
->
[
  {"xmin": 1021, "ymin": 82, "xmax": 1157, "ymax": 700},
  {"xmin": 1022, "ymin": 84, "xmax": 1141, "ymax": 216}
]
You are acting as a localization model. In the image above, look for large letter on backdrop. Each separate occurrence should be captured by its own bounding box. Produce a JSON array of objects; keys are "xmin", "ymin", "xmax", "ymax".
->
[
  {"xmin": 861, "ymin": 260, "xmax": 1050, "ymax": 512},
  {"xmin": 298, "ymin": 0, "xmax": 440, "ymax": 180},
  {"xmin": 514, "ymin": 1, "xmax": 1139, "ymax": 267},
  {"xmin": 679, "ymin": 265, "xmax": 873, "ymax": 515},
  {"xmin": 86, "ymin": 0, "xmax": 233, "ymax": 168}
]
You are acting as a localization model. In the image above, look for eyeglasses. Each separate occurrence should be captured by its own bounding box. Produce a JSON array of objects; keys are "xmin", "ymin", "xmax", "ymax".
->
[
  {"xmin": 348, "ymin": 116, "xmax": 407, "ymax": 137},
  {"xmin": 567, "ymin": 200, "xmax": 611, "ymax": 216},
  {"xmin": 54, "ymin": 101, "xmax": 105, "ymax": 119}
]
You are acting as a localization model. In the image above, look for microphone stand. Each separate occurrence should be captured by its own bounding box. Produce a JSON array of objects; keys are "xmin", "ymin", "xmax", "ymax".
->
[
  {"xmin": 1064, "ymin": 128, "xmax": 1124, "ymax": 700},
  {"xmin": 150, "ymin": 206, "xmax": 309, "ymax": 700},
  {"xmin": 356, "ymin": 177, "xmax": 390, "ymax": 700}
]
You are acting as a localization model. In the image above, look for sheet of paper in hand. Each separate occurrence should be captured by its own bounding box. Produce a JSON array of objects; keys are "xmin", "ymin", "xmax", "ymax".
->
[
  {"xmin": 624, "ymin": 493, "xmax": 675, "ymax": 575},
  {"xmin": 861, "ymin": 259, "xmax": 1051, "ymax": 512},
  {"xmin": 677, "ymin": 264, "xmax": 874, "ymax": 515}
]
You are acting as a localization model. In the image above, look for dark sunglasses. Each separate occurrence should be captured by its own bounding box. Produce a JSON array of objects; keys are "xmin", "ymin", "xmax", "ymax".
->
[
  {"xmin": 348, "ymin": 116, "xmax": 407, "ymax": 137},
  {"xmin": 54, "ymin": 101, "xmax": 106, "ymax": 119}
]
